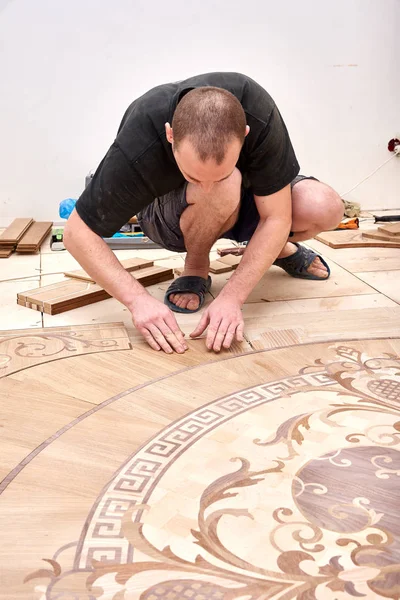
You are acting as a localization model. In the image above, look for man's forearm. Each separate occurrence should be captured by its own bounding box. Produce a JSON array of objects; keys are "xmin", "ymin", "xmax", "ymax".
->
[
  {"xmin": 220, "ymin": 217, "xmax": 291, "ymax": 305},
  {"xmin": 63, "ymin": 210, "xmax": 148, "ymax": 309}
]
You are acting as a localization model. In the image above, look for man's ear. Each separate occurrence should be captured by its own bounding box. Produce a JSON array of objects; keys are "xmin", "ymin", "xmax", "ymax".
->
[
  {"xmin": 245, "ymin": 125, "xmax": 250, "ymax": 137},
  {"xmin": 165, "ymin": 122, "xmax": 174, "ymax": 144}
]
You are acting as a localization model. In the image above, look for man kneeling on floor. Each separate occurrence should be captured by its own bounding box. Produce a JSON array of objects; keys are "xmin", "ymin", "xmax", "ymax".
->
[{"xmin": 64, "ymin": 72, "xmax": 344, "ymax": 354}]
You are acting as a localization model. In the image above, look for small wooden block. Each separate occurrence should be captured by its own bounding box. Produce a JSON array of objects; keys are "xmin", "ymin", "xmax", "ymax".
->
[
  {"xmin": 64, "ymin": 257, "xmax": 154, "ymax": 282},
  {"xmin": 378, "ymin": 223, "xmax": 400, "ymax": 236},
  {"xmin": 174, "ymin": 267, "xmax": 184, "ymax": 277},
  {"xmin": 216, "ymin": 254, "xmax": 242, "ymax": 269},
  {"xmin": 209, "ymin": 260, "xmax": 233, "ymax": 274},
  {"xmin": 362, "ymin": 231, "xmax": 400, "ymax": 243},
  {"xmin": 0, "ymin": 218, "xmax": 34, "ymax": 244}
]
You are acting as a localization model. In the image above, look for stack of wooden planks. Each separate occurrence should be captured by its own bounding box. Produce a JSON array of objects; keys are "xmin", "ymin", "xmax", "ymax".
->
[
  {"xmin": 0, "ymin": 218, "xmax": 34, "ymax": 257},
  {"xmin": 16, "ymin": 221, "xmax": 53, "ymax": 253},
  {"xmin": 0, "ymin": 218, "xmax": 52, "ymax": 257},
  {"xmin": 17, "ymin": 258, "xmax": 173, "ymax": 315}
]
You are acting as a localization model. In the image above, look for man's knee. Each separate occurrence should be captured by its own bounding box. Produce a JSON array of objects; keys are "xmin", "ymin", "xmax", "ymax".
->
[
  {"xmin": 318, "ymin": 184, "xmax": 344, "ymax": 230},
  {"xmin": 292, "ymin": 180, "xmax": 344, "ymax": 232}
]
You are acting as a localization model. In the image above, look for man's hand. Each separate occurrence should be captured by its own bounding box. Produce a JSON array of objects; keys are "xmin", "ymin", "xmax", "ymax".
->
[
  {"xmin": 190, "ymin": 295, "xmax": 244, "ymax": 352},
  {"xmin": 129, "ymin": 293, "xmax": 188, "ymax": 354}
]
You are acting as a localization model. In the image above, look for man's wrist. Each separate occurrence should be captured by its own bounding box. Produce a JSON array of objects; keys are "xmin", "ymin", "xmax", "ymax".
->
[
  {"xmin": 217, "ymin": 285, "xmax": 246, "ymax": 307},
  {"xmin": 125, "ymin": 287, "xmax": 149, "ymax": 313}
]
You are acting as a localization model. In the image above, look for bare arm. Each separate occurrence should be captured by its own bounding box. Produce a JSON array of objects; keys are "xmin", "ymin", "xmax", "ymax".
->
[{"xmin": 64, "ymin": 209, "xmax": 187, "ymax": 354}]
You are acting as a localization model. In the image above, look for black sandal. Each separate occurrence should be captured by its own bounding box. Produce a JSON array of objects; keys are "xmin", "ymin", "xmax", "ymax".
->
[
  {"xmin": 164, "ymin": 275, "xmax": 212, "ymax": 314},
  {"xmin": 273, "ymin": 243, "xmax": 331, "ymax": 280}
]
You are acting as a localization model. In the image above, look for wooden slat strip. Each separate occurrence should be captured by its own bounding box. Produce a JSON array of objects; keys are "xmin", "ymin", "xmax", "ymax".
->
[
  {"xmin": 64, "ymin": 257, "xmax": 153, "ymax": 282},
  {"xmin": 0, "ymin": 218, "xmax": 34, "ymax": 244},
  {"xmin": 16, "ymin": 222, "xmax": 53, "ymax": 252}
]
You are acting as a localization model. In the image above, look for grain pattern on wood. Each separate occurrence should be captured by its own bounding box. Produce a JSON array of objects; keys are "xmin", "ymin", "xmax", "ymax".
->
[
  {"xmin": 17, "ymin": 266, "xmax": 173, "ymax": 314},
  {"xmin": 362, "ymin": 230, "xmax": 400, "ymax": 243},
  {"xmin": 216, "ymin": 254, "xmax": 242, "ymax": 268},
  {"xmin": 0, "ymin": 218, "xmax": 33, "ymax": 244},
  {"xmin": 316, "ymin": 230, "xmax": 400, "ymax": 248},
  {"xmin": 3, "ymin": 336, "xmax": 399, "ymax": 599},
  {"xmin": 378, "ymin": 222, "xmax": 400, "ymax": 236},
  {"xmin": 16, "ymin": 221, "xmax": 53, "ymax": 253},
  {"xmin": 209, "ymin": 260, "xmax": 233, "ymax": 274},
  {"xmin": 0, "ymin": 322, "xmax": 131, "ymax": 378},
  {"xmin": 64, "ymin": 257, "xmax": 154, "ymax": 282}
]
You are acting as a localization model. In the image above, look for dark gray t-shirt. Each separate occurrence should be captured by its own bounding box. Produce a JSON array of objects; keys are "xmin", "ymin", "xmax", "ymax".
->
[{"xmin": 76, "ymin": 72, "xmax": 300, "ymax": 237}]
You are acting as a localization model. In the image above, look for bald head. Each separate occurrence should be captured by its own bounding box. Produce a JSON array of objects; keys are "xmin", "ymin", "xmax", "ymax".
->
[{"xmin": 171, "ymin": 87, "xmax": 247, "ymax": 164}]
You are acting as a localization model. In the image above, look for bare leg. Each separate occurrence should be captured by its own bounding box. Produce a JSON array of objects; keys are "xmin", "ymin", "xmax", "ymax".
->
[
  {"xmin": 277, "ymin": 179, "xmax": 344, "ymax": 278},
  {"xmin": 169, "ymin": 168, "xmax": 242, "ymax": 311}
]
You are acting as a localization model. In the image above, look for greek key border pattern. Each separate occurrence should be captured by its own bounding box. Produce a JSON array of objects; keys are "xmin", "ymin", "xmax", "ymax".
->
[{"xmin": 79, "ymin": 371, "xmax": 334, "ymax": 568}]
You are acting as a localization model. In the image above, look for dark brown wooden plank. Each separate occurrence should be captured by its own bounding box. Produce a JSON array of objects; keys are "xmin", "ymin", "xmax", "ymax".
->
[{"xmin": 17, "ymin": 266, "xmax": 173, "ymax": 315}]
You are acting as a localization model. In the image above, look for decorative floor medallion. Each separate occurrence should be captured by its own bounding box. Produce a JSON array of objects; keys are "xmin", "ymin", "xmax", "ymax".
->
[{"xmin": 3, "ymin": 339, "xmax": 400, "ymax": 599}]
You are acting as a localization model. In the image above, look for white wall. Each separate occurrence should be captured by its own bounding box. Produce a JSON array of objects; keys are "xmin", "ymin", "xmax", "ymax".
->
[{"xmin": 0, "ymin": 0, "xmax": 399, "ymax": 224}]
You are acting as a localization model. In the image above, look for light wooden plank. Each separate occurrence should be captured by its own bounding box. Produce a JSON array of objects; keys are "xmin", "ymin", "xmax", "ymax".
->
[
  {"xmin": 306, "ymin": 239, "xmax": 400, "ymax": 272},
  {"xmin": 64, "ymin": 257, "xmax": 153, "ymax": 282},
  {"xmin": 0, "ymin": 218, "xmax": 33, "ymax": 244},
  {"xmin": 209, "ymin": 260, "xmax": 233, "ymax": 274},
  {"xmin": 217, "ymin": 254, "xmax": 242, "ymax": 268},
  {"xmin": 362, "ymin": 230, "xmax": 400, "ymax": 243},
  {"xmin": 378, "ymin": 222, "xmax": 400, "ymax": 236},
  {"xmin": 16, "ymin": 221, "xmax": 53, "ymax": 252},
  {"xmin": 354, "ymin": 270, "xmax": 400, "ymax": 304},
  {"xmin": 316, "ymin": 229, "xmax": 400, "ymax": 248},
  {"xmin": 245, "ymin": 306, "xmax": 400, "ymax": 348},
  {"xmin": 210, "ymin": 260, "xmax": 375, "ymax": 303}
]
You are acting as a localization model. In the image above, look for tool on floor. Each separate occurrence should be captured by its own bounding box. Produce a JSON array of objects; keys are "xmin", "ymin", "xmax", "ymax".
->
[
  {"xmin": 50, "ymin": 227, "xmax": 65, "ymax": 251},
  {"xmin": 374, "ymin": 215, "xmax": 400, "ymax": 222},
  {"xmin": 336, "ymin": 217, "xmax": 359, "ymax": 230}
]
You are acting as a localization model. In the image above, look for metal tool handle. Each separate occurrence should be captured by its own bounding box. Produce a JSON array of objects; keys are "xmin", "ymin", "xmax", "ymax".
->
[{"xmin": 374, "ymin": 215, "xmax": 400, "ymax": 222}]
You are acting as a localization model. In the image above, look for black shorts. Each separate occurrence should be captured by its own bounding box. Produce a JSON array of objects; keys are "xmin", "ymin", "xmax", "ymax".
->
[{"xmin": 137, "ymin": 174, "xmax": 318, "ymax": 253}]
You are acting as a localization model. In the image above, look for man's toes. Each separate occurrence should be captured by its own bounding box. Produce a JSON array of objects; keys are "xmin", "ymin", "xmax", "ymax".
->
[{"xmin": 187, "ymin": 296, "xmax": 200, "ymax": 311}]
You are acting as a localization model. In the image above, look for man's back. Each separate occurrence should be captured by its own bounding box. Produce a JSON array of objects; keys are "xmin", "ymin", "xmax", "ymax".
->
[{"xmin": 76, "ymin": 72, "xmax": 298, "ymax": 238}]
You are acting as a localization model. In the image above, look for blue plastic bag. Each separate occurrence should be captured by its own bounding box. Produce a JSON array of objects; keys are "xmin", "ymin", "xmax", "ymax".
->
[{"xmin": 59, "ymin": 198, "xmax": 77, "ymax": 220}]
